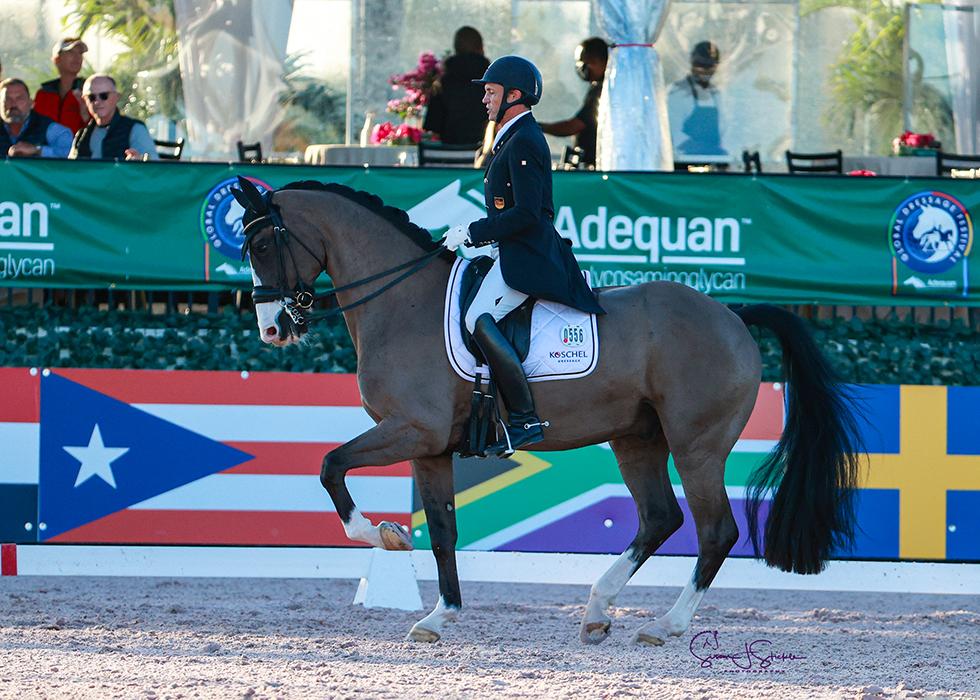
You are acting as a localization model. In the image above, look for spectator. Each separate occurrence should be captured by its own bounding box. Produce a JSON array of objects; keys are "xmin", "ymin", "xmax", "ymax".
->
[
  {"xmin": 0, "ymin": 78, "xmax": 73, "ymax": 158},
  {"xmin": 422, "ymin": 26, "xmax": 490, "ymax": 145},
  {"xmin": 539, "ymin": 37, "xmax": 608, "ymax": 168},
  {"xmin": 34, "ymin": 37, "xmax": 90, "ymax": 135},
  {"xmin": 667, "ymin": 41, "xmax": 727, "ymax": 157},
  {"xmin": 69, "ymin": 74, "xmax": 158, "ymax": 161}
]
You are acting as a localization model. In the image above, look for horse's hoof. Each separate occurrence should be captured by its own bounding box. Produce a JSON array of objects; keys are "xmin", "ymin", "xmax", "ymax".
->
[
  {"xmin": 633, "ymin": 627, "xmax": 667, "ymax": 646},
  {"xmin": 580, "ymin": 619, "xmax": 611, "ymax": 645},
  {"xmin": 407, "ymin": 624, "xmax": 440, "ymax": 643},
  {"xmin": 379, "ymin": 521, "xmax": 413, "ymax": 551}
]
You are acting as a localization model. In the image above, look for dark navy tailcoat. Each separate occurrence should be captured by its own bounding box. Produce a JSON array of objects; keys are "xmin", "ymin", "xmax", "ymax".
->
[{"xmin": 468, "ymin": 114, "xmax": 605, "ymax": 315}]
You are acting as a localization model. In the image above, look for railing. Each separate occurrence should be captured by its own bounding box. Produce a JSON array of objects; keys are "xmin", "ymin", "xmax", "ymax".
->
[{"xmin": 3, "ymin": 285, "xmax": 977, "ymax": 330}]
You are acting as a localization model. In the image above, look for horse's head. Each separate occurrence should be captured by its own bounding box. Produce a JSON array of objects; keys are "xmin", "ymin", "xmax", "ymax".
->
[{"xmin": 232, "ymin": 176, "xmax": 324, "ymax": 347}]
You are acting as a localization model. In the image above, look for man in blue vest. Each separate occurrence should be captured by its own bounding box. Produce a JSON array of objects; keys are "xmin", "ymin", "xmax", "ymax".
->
[
  {"xmin": 442, "ymin": 55, "xmax": 605, "ymax": 457},
  {"xmin": 0, "ymin": 78, "xmax": 73, "ymax": 158},
  {"xmin": 69, "ymin": 74, "xmax": 158, "ymax": 161}
]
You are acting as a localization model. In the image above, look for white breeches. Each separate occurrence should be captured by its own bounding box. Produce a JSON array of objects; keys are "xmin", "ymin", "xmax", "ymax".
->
[{"xmin": 464, "ymin": 258, "xmax": 529, "ymax": 333}]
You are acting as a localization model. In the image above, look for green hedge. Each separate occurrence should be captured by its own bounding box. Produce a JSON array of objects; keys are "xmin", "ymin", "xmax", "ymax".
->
[{"xmin": 1, "ymin": 305, "xmax": 977, "ymax": 385}]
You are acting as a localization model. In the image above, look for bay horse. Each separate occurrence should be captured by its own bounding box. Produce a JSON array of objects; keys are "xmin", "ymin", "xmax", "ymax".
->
[{"xmin": 232, "ymin": 177, "xmax": 861, "ymax": 645}]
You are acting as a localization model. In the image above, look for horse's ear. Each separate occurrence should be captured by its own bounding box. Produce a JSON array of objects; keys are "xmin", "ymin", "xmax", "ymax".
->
[
  {"xmin": 235, "ymin": 175, "xmax": 266, "ymax": 213},
  {"xmin": 231, "ymin": 182, "xmax": 253, "ymax": 212}
]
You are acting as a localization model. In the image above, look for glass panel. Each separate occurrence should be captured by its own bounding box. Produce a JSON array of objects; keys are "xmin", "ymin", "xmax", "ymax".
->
[
  {"xmin": 280, "ymin": 0, "xmax": 351, "ymax": 149},
  {"xmin": 906, "ymin": 3, "xmax": 955, "ymax": 150},
  {"xmin": 512, "ymin": 0, "xmax": 593, "ymax": 125},
  {"xmin": 658, "ymin": 0, "xmax": 796, "ymax": 166},
  {"xmin": 796, "ymin": 5, "xmax": 862, "ymax": 155}
]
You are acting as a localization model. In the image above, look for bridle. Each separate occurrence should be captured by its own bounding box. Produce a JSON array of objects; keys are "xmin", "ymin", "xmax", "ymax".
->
[{"xmin": 240, "ymin": 191, "xmax": 445, "ymax": 328}]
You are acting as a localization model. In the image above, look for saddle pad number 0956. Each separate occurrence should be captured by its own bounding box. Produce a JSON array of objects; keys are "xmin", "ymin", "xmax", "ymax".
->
[{"xmin": 443, "ymin": 257, "xmax": 599, "ymax": 383}]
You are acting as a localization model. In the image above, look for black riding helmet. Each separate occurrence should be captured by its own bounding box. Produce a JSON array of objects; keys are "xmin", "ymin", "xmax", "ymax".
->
[{"xmin": 473, "ymin": 55, "xmax": 543, "ymax": 123}]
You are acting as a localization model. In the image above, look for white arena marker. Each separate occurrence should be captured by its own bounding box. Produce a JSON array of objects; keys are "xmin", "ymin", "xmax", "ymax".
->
[
  {"xmin": 240, "ymin": 371, "xmax": 250, "ymax": 379},
  {"xmin": 603, "ymin": 519, "xmax": 613, "ymax": 528},
  {"xmin": 352, "ymin": 549, "xmax": 422, "ymax": 611},
  {"xmin": 29, "ymin": 367, "xmax": 38, "ymax": 376}
]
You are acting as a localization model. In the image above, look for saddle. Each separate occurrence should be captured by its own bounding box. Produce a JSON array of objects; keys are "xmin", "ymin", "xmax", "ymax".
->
[
  {"xmin": 450, "ymin": 255, "xmax": 599, "ymax": 458},
  {"xmin": 458, "ymin": 255, "xmax": 534, "ymax": 364}
]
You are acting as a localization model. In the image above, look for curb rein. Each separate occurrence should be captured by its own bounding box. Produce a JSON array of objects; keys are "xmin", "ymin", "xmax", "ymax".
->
[{"xmin": 241, "ymin": 197, "xmax": 445, "ymax": 327}]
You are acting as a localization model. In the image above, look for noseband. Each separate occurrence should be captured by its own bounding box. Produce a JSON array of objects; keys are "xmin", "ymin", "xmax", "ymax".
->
[{"xmin": 240, "ymin": 192, "xmax": 446, "ymax": 327}]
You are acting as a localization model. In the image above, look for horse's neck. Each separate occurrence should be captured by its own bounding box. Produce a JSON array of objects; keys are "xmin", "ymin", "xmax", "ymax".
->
[{"xmin": 321, "ymin": 200, "xmax": 450, "ymax": 351}]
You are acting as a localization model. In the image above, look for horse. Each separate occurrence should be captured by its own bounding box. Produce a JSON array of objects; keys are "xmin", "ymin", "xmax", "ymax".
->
[{"xmin": 231, "ymin": 177, "xmax": 861, "ymax": 645}]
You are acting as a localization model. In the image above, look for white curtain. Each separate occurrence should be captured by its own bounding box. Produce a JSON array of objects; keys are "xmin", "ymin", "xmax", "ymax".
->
[
  {"xmin": 174, "ymin": 0, "xmax": 292, "ymax": 160},
  {"xmin": 593, "ymin": 0, "xmax": 673, "ymax": 171},
  {"xmin": 943, "ymin": 1, "xmax": 980, "ymax": 154}
]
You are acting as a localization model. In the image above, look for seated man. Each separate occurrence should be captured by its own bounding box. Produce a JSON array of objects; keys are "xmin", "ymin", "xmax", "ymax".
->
[
  {"xmin": 69, "ymin": 74, "xmax": 158, "ymax": 161},
  {"xmin": 0, "ymin": 78, "xmax": 73, "ymax": 158},
  {"xmin": 34, "ymin": 37, "xmax": 90, "ymax": 135}
]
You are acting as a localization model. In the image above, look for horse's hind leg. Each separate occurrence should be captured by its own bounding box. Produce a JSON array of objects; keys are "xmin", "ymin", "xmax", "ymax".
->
[
  {"xmin": 633, "ymin": 451, "xmax": 737, "ymax": 646},
  {"xmin": 580, "ymin": 432, "xmax": 683, "ymax": 644},
  {"xmin": 408, "ymin": 455, "xmax": 460, "ymax": 643}
]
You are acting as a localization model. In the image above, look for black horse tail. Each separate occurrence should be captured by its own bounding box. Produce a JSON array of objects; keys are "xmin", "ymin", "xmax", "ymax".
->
[{"xmin": 736, "ymin": 304, "xmax": 862, "ymax": 574}]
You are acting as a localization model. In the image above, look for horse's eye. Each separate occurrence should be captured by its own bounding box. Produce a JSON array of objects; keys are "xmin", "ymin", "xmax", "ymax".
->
[{"xmin": 254, "ymin": 241, "xmax": 270, "ymax": 255}]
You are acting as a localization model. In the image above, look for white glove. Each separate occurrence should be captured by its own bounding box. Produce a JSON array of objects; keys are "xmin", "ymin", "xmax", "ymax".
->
[{"xmin": 442, "ymin": 224, "xmax": 471, "ymax": 251}]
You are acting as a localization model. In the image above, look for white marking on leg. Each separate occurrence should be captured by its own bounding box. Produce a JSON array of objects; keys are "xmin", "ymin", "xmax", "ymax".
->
[
  {"xmin": 409, "ymin": 595, "xmax": 459, "ymax": 641},
  {"xmin": 587, "ymin": 549, "xmax": 635, "ymax": 614},
  {"xmin": 343, "ymin": 509, "xmax": 383, "ymax": 548},
  {"xmin": 581, "ymin": 548, "xmax": 638, "ymax": 643},
  {"xmin": 658, "ymin": 576, "xmax": 705, "ymax": 635},
  {"xmin": 634, "ymin": 571, "xmax": 705, "ymax": 645}
]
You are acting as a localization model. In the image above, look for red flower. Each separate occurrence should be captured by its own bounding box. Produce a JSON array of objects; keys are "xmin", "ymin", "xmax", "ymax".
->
[
  {"xmin": 847, "ymin": 169, "xmax": 877, "ymax": 177},
  {"xmin": 370, "ymin": 121, "xmax": 395, "ymax": 145}
]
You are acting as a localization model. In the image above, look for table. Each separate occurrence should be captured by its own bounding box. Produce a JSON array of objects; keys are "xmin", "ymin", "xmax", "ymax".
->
[
  {"xmin": 842, "ymin": 155, "xmax": 937, "ymax": 177},
  {"xmin": 304, "ymin": 144, "xmax": 418, "ymax": 167}
]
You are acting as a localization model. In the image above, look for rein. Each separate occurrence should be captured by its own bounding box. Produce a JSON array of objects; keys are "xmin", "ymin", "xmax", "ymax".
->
[{"xmin": 241, "ymin": 201, "xmax": 445, "ymax": 327}]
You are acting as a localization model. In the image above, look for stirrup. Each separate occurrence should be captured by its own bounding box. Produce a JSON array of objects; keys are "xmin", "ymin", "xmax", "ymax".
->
[{"xmin": 484, "ymin": 418, "xmax": 549, "ymax": 457}]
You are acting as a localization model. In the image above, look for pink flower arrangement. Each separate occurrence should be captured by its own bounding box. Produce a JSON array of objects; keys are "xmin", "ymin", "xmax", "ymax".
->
[
  {"xmin": 386, "ymin": 52, "xmax": 442, "ymax": 121},
  {"xmin": 370, "ymin": 121, "xmax": 424, "ymax": 146},
  {"xmin": 892, "ymin": 131, "xmax": 941, "ymax": 155}
]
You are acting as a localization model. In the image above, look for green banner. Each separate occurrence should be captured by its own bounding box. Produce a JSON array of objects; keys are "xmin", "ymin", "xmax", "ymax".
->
[{"xmin": 0, "ymin": 158, "xmax": 976, "ymax": 305}]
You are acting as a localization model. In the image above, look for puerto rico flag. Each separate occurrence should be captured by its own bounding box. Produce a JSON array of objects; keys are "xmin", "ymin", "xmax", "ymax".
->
[{"xmin": 0, "ymin": 368, "xmax": 410, "ymax": 546}]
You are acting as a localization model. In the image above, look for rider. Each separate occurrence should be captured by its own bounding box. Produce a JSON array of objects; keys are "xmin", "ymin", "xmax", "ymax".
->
[{"xmin": 442, "ymin": 55, "xmax": 605, "ymax": 457}]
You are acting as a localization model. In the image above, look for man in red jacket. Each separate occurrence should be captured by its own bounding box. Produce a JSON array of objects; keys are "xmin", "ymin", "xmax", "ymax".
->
[{"xmin": 33, "ymin": 37, "xmax": 90, "ymax": 135}]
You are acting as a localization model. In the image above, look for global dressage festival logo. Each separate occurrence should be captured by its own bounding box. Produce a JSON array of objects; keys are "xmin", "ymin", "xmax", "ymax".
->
[
  {"xmin": 890, "ymin": 191, "xmax": 972, "ymax": 275},
  {"xmin": 200, "ymin": 176, "xmax": 273, "ymax": 261}
]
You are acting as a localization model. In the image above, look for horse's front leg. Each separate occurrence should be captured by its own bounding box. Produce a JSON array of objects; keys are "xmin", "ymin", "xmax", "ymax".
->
[
  {"xmin": 321, "ymin": 417, "xmax": 436, "ymax": 550},
  {"xmin": 407, "ymin": 455, "xmax": 459, "ymax": 643}
]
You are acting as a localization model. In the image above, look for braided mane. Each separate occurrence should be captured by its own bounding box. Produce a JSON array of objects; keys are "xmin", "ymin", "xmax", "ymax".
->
[{"xmin": 278, "ymin": 180, "xmax": 456, "ymax": 262}]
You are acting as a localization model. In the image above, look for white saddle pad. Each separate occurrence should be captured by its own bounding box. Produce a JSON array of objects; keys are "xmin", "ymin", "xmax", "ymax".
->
[{"xmin": 443, "ymin": 257, "xmax": 599, "ymax": 383}]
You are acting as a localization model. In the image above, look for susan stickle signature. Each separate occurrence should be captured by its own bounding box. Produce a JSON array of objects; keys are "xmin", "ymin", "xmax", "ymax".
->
[{"xmin": 690, "ymin": 630, "xmax": 806, "ymax": 672}]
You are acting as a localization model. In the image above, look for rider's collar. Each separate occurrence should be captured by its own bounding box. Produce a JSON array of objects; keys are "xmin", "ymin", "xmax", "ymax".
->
[{"xmin": 492, "ymin": 110, "xmax": 531, "ymax": 151}]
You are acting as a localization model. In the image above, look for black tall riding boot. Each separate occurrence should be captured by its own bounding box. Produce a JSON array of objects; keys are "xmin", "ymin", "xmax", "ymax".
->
[{"xmin": 472, "ymin": 313, "xmax": 546, "ymax": 457}]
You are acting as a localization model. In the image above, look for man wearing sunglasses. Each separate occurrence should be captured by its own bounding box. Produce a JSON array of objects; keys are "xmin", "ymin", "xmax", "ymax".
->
[
  {"xmin": 69, "ymin": 74, "xmax": 158, "ymax": 161},
  {"xmin": 1, "ymin": 78, "xmax": 73, "ymax": 158}
]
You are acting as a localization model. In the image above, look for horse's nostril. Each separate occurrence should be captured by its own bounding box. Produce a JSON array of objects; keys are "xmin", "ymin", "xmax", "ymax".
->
[{"xmin": 265, "ymin": 326, "xmax": 277, "ymax": 337}]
